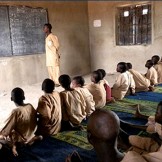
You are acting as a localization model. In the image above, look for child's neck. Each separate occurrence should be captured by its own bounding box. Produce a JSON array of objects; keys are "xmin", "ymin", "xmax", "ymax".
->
[
  {"xmin": 44, "ymin": 92, "xmax": 52, "ymax": 95},
  {"xmin": 75, "ymin": 85, "xmax": 82, "ymax": 88},
  {"xmin": 65, "ymin": 87, "xmax": 73, "ymax": 91},
  {"xmin": 15, "ymin": 101, "xmax": 25, "ymax": 107},
  {"xmin": 95, "ymin": 142, "xmax": 124, "ymax": 162}
]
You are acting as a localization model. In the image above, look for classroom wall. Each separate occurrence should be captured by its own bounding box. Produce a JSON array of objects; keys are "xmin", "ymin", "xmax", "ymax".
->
[
  {"xmin": 1, "ymin": 1, "xmax": 162, "ymax": 90},
  {"xmin": 88, "ymin": 1, "xmax": 162, "ymax": 73},
  {"xmin": 0, "ymin": 1, "xmax": 90, "ymax": 91}
]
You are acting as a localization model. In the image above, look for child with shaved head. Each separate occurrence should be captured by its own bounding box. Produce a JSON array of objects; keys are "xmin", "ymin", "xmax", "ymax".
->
[
  {"xmin": 97, "ymin": 69, "xmax": 115, "ymax": 103},
  {"xmin": 36, "ymin": 78, "xmax": 62, "ymax": 136},
  {"xmin": 59, "ymin": 74, "xmax": 86, "ymax": 131},
  {"xmin": 71, "ymin": 76, "xmax": 95, "ymax": 117},
  {"xmin": 127, "ymin": 62, "xmax": 150, "ymax": 92},
  {"xmin": 85, "ymin": 71, "xmax": 106, "ymax": 108},
  {"xmin": 87, "ymin": 109, "xmax": 162, "ymax": 162},
  {"xmin": 145, "ymin": 60, "xmax": 158, "ymax": 87},
  {"xmin": 152, "ymin": 55, "xmax": 162, "ymax": 84},
  {"xmin": 112, "ymin": 62, "xmax": 135, "ymax": 100},
  {"xmin": 0, "ymin": 88, "xmax": 37, "ymax": 156},
  {"xmin": 87, "ymin": 109, "xmax": 124, "ymax": 162}
]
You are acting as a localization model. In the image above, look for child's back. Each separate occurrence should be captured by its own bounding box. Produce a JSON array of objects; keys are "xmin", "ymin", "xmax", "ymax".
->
[
  {"xmin": 1, "ymin": 103, "xmax": 37, "ymax": 143},
  {"xmin": 86, "ymin": 71, "xmax": 106, "ymax": 108},
  {"xmin": 129, "ymin": 69, "xmax": 150, "ymax": 92},
  {"xmin": 60, "ymin": 89, "xmax": 86, "ymax": 125},
  {"xmin": 75, "ymin": 87, "xmax": 95, "ymax": 117},
  {"xmin": 0, "ymin": 87, "xmax": 37, "ymax": 156},
  {"xmin": 36, "ymin": 91, "xmax": 62, "ymax": 136},
  {"xmin": 154, "ymin": 62, "xmax": 162, "ymax": 84},
  {"xmin": 86, "ymin": 82, "xmax": 106, "ymax": 109}
]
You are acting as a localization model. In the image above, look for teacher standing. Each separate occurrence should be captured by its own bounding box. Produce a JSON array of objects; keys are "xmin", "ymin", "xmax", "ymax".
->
[{"xmin": 43, "ymin": 23, "xmax": 60, "ymax": 86}]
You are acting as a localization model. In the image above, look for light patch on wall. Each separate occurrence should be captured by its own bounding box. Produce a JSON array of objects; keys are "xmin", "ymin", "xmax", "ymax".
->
[{"xmin": 93, "ymin": 20, "xmax": 101, "ymax": 27}]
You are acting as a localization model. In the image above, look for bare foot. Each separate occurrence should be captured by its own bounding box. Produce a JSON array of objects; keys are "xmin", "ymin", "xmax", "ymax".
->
[
  {"xmin": 149, "ymin": 86, "xmax": 155, "ymax": 92},
  {"xmin": 65, "ymin": 155, "xmax": 71, "ymax": 162},
  {"xmin": 135, "ymin": 104, "xmax": 141, "ymax": 118},
  {"xmin": 134, "ymin": 104, "xmax": 148, "ymax": 119},
  {"xmin": 0, "ymin": 135, "xmax": 6, "ymax": 140},
  {"xmin": 27, "ymin": 135, "xmax": 43, "ymax": 146},
  {"xmin": 12, "ymin": 145, "xmax": 18, "ymax": 156}
]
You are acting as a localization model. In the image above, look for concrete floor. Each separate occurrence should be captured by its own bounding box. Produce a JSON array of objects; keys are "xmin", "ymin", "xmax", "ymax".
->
[{"xmin": 0, "ymin": 73, "xmax": 117, "ymax": 129}]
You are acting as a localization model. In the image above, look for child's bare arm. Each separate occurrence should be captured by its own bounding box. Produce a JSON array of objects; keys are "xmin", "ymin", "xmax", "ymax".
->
[{"xmin": 12, "ymin": 144, "xmax": 18, "ymax": 156}]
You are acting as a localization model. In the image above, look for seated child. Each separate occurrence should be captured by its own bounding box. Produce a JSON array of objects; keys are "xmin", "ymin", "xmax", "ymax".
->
[
  {"xmin": 0, "ymin": 88, "xmax": 37, "ymax": 156},
  {"xmin": 87, "ymin": 109, "xmax": 162, "ymax": 162},
  {"xmin": 112, "ymin": 62, "xmax": 134, "ymax": 100},
  {"xmin": 35, "ymin": 79, "xmax": 62, "ymax": 136},
  {"xmin": 85, "ymin": 71, "xmax": 106, "ymax": 109},
  {"xmin": 71, "ymin": 76, "xmax": 95, "ymax": 117},
  {"xmin": 126, "ymin": 73, "xmax": 136, "ymax": 95},
  {"xmin": 59, "ymin": 74, "xmax": 86, "ymax": 131},
  {"xmin": 97, "ymin": 69, "xmax": 115, "ymax": 103},
  {"xmin": 145, "ymin": 59, "xmax": 158, "ymax": 87},
  {"xmin": 127, "ymin": 62, "xmax": 150, "ymax": 92},
  {"xmin": 87, "ymin": 109, "xmax": 124, "ymax": 162},
  {"xmin": 152, "ymin": 55, "xmax": 162, "ymax": 84},
  {"xmin": 122, "ymin": 101, "xmax": 162, "ymax": 154},
  {"xmin": 97, "ymin": 69, "xmax": 109, "ymax": 85}
]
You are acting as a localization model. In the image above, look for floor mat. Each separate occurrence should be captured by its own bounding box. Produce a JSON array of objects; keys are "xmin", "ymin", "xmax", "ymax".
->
[{"xmin": 53, "ymin": 130, "xmax": 93, "ymax": 150}]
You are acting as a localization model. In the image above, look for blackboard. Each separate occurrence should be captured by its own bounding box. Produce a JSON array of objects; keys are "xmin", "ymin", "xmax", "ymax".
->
[
  {"xmin": 9, "ymin": 6, "xmax": 48, "ymax": 55},
  {"xmin": 0, "ymin": 6, "xmax": 12, "ymax": 56},
  {"xmin": 0, "ymin": 6, "xmax": 48, "ymax": 57}
]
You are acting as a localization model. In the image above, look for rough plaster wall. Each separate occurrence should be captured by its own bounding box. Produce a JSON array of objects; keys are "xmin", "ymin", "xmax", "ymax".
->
[
  {"xmin": 0, "ymin": 1, "xmax": 90, "ymax": 91},
  {"xmin": 0, "ymin": 54, "xmax": 46, "ymax": 89},
  {"xmin": 88, "ymin": 1, "xmax": 162, "ymax": 74}
]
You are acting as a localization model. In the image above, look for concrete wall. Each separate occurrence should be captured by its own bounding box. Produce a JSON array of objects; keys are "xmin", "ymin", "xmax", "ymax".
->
[
  {"xmin": 88, "ymin": 1, "xmax": 162, "ymax": 73},
  {"xmin": 1, "ymin": 1, "xmax": 162, "ymax": 90},
  {"xmin": 0, "ymin": 2, "xmax": 90, "ymax": 91}
]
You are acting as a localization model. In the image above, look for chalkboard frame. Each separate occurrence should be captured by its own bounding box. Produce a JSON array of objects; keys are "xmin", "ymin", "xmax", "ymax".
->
[{"xmin": 0, "ymin": 6, "xmax": 12, "ymax": 56}]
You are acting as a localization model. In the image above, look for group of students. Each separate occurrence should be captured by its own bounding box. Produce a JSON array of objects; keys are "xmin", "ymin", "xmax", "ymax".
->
[
  {"xmin": 112, "ymin": 55, "xmax": 162, "ymax": 100},
  {"xmin": 0, "ymin": 69, "xmax": 112, "ymax": 157},
  {"xmin": 0, "ymin": 55, "xmax": 162, "ymax": 159}
]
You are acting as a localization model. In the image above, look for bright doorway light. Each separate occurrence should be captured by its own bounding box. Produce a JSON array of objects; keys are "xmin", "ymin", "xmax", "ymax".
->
[{"xmin": 124, "ymin": 11, "xmax": 129, "ymax": 17}]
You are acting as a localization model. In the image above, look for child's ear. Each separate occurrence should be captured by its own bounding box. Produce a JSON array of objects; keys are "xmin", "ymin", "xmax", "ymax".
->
[
  {"xmin": 23, "ymin": 96, "xmax": 25, "ymax": 100},
  {"xmin": 11, "ymin": 97, "xmax": 13, "ymax": 101}
]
